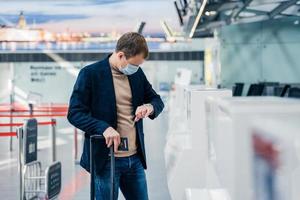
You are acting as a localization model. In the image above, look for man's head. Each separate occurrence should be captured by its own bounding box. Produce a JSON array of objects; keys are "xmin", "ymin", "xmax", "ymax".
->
[{"xmin": 113, "ymin": 32, "xmax": 149, "ymax": 74}]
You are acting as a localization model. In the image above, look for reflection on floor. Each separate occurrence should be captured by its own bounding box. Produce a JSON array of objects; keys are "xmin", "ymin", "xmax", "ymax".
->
[{"xmin": 0, "ymin": 112, "xmax": 171, "ymax": 200}]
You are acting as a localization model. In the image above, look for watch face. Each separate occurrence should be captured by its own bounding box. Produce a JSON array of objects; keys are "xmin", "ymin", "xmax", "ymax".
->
[{"xmin": 118, "ymin": 137, "xmax": 129, "ymax": 151}]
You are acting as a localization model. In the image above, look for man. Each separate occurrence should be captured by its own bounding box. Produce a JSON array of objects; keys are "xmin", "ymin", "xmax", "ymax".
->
[{"xmin": 67, "ymin": 32, "xmax": 164, "ymax": 200}]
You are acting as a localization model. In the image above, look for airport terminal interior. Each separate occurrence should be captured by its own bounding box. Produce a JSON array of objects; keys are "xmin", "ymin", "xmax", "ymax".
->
[{"xmin": 1, "ymin": 0, "xmax": 300, "ymax": 199}]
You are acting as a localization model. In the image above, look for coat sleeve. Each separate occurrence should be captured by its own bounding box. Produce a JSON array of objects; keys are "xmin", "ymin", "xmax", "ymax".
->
[
  {"xmin": 141, "ymin": 70, "xmax": 165, "ymax": 120},
  {"xmin": 67, "ymin": 68, "xmax": 110, "ymax": 136}
]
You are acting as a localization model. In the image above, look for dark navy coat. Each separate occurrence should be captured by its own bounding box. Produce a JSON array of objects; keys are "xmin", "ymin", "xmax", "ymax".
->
[{"xmin": 67, "ymin": 54, "xmax": 164, "ymax": 172}]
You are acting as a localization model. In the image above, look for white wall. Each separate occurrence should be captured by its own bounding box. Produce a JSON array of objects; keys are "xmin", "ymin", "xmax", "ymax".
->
[{"xmin": 0, "ymin": 60, "xmax": 203, "ymax": 103}]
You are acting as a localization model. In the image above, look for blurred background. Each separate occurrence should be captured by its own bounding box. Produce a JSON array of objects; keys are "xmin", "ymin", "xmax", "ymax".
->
[{"xmin": 0, "ymin": 0, "xmax": 300, "ymax": 200}]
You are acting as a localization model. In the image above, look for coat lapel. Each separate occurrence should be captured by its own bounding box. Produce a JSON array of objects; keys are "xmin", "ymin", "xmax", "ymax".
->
[{"xmin": 102, "ymin": 56, "xmax": 118, "ymax": 128}]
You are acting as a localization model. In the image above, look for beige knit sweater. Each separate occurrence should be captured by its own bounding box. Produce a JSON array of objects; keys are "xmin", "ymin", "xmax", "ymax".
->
[{"xmin": 110, "ymin": 65, "xmax": 137, "ymax": 157}]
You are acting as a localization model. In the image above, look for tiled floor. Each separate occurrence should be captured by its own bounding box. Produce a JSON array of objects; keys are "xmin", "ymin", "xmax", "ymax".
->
[{"xmin": 0, "ymin": 112, "xmax": 171, "ymax": 200}]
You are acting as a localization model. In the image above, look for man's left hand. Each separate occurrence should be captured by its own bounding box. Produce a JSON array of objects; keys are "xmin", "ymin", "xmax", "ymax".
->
[{"xmin": 134, "ymin": 104, "xmax": 154, "ymax": 122}]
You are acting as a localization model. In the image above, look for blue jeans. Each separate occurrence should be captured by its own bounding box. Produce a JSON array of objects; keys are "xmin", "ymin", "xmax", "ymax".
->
[{"xmin": 94, "ymin": 154, "xmax": 149, "ymax": 200}]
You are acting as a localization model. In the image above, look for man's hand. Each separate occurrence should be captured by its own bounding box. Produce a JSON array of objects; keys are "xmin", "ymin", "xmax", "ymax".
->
[
  {"xmin": 103, "ymin": 127, "xmax": 121, "ymax": 152},
  {"xmin": 134, "ymin": 104, "xmax": 154, "ymax": 122}
]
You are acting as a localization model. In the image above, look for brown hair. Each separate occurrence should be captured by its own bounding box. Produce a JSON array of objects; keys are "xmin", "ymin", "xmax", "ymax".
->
[{"xmin": 116, "ymin": 32, "xmax": 149, "ymax": 59}]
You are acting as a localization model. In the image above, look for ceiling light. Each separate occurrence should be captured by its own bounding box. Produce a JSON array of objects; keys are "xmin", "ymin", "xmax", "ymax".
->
[{"xmin": 205, "ymin": 11, "xmax": 217, "ymax": 16}]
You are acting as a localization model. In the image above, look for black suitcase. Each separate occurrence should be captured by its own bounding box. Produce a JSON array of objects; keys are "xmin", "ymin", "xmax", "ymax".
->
[{"xmin": 90, "ymin": 135, "xmax": 115, "ymax": 200}]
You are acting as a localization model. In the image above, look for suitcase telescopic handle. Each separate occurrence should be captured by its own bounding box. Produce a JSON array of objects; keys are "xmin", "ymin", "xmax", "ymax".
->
[
  {"xmin": 110, "ymin": 145, "xmax": 115, "ymax": 200},
  {"xmin": 90, "ymin": 136, "xmax": 115, "ymax": 200}
]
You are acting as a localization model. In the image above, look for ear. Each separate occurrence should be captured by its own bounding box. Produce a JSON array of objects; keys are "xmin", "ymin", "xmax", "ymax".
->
[{"xmin": 116, "ymin": 51, "xmax": 125, "ymax": 59}]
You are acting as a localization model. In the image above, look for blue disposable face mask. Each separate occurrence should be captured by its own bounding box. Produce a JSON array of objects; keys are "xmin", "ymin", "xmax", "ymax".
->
[{"xmin": 119, "ymin": 63, "xmax": 139, "ymax": 75}]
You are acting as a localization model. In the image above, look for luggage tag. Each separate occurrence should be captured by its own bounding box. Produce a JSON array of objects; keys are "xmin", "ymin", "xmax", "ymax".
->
[{"xmin": 118, "ymin": 137, "xmax": 129, "ymax": 151}]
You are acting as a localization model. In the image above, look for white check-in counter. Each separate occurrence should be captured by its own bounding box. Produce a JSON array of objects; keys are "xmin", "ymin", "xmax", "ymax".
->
[
  {"xmin": 165, "ymin": 85, "xmax": 232, "ymax": 200},
  {"xmin": 249, "ymin": 117, "xmax": 300, "ymax": 200},
  {"xmin": 205, "ymin": 97, "xmax": 300, "ymax": 200}
]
